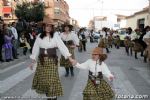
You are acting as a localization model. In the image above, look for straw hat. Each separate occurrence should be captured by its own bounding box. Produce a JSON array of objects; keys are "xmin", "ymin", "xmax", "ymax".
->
[{"xmin": 92, "ymin": 47, "xmax": 107, "ymax": 61}]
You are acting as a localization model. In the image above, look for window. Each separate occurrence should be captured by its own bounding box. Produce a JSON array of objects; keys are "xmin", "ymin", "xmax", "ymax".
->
[
  {"xmin": 3, "ymin": 0, "xmax": 11, "ymax": 6},
  {"xmin": 137, "ymin": 18, "xmax": 145, "ymax": 30},
  {"xmin": 3, "ymin": 13, "xmax": 11, "ymax": 18},
  {"xmin": 54, "ymin": 7, "xmax": 61, "ymax": 15}
]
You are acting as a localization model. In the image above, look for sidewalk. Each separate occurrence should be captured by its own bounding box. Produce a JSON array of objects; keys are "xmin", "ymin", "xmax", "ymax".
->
[{"xmin": 0, "ymin": 48, "xmax": 30, "ymax": 69}]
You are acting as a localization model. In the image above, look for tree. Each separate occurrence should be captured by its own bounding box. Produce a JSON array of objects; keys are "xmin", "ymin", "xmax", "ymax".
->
[{"xmin": 15, "ymin": 1, "xmax": 45, "ymax": 22}]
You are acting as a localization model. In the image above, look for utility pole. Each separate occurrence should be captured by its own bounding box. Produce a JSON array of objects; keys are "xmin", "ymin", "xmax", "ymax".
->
[{"xmin": 149, "ymin": 0, "xmax": 150, "ymax": 25}]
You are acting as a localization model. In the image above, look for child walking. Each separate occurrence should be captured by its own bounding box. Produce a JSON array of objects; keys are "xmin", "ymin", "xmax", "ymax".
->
[{"xmin": 73, "ymin": 47, "xmax": 115, "ymax": 100}]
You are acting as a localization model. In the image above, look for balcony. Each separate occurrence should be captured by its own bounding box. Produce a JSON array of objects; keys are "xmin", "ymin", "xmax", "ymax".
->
[{"xmin": 44, "ymin": 1, "xmax": 53, "ymax": 8}]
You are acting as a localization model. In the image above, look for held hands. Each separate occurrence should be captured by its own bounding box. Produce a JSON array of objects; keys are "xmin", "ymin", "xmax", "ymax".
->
[
  {"xmin": 68, "ymin": 57, "xmax": 77, "ymax": 66},
  {"xmin": 70, "ymin": 45, "xmax": 76, "ymax": 48}
]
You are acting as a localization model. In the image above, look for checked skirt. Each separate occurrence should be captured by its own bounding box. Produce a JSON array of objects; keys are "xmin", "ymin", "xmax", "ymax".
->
[
  {"xmin": 83, "ymin": 79, "xmax": 115, "ymax": 100},
  {"xmin": 60, "ymin": 47, "xmax": 75, "ymax": 68},
  {"xmin": 32, "ymin": 57, "xmax": 63, "ymax": 97}
]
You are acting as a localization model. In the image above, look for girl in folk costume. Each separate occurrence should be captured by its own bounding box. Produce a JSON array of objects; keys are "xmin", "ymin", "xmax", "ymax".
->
[
  {"xmin": 60, "ymin": 24, "xmax": 79, "ymax": 77},
  {"xmin": 29, "ymin": 17, "xmax": 75, "ymax": 100},
  {"xmin": 73, "ymin": 47, "xmax": 115, "ymax": 100},
  {"xmin": 131, "ymin": 29, "xmax": 144, "ymax": 59}
]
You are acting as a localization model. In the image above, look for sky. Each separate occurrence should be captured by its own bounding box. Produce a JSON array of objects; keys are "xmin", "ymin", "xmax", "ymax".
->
[{"xmin": 64, "ymin": 0, "xmax": 149, "ymax": 27}]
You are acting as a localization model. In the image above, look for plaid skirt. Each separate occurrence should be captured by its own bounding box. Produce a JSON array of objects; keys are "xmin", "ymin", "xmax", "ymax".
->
[
  {"xmin": 32, "ymin": 57, "xmax": 63, "ymax": 97},
  {"xmin": 60, "ymin": 47, "xmax": 75, "ymax": 67},
  {"xmin": 124, "ymin": 40, "xmax": 133, "ymax": 47},
  {"xmin": 133, "ymin": 42, "xmax": 143, "ymax": 52},
  {"xmin": 114, "ymin": 38, "xmax": 120, "ymax": 46},
  {"xmin": 98, "ymin": 39, "xmax": 108, "ymax": 48},
  {"xmin": 83, "ymin": 79, "xmax": 115, "ymax": 100}
]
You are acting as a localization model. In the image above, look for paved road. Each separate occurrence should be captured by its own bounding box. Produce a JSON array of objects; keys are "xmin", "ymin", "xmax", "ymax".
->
[{"xmin": 0, "ymin": 40, "xmax": 150, "ymax": 100}]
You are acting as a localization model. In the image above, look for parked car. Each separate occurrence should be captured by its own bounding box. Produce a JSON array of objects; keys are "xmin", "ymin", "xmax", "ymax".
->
[
  {"xmin": 117, "ymin": 28, "xmax": 127, "ymax": 47},
  {"xmin": 93, "ymin": 32, "xmax": 100, "ymax": 42}
]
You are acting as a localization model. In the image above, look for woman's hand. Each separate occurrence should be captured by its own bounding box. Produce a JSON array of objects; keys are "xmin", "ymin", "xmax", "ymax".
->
[
  {"xmin": 109, "ymin": 75, "xmax": 114, "ymax": 81},
  {"xmin": 29, "ymin": 59, "xmax": 36, "ymax": 70}
]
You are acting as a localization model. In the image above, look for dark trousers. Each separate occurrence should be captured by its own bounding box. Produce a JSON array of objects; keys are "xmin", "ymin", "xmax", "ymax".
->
[
  {"xmin": 106, "ymin": 47, "xmax": 110, "ymax": 53},
  {"xmin": 12, "ymin": 39, "xmax": 18, "ymax": 58},
  {"xmin": 23, "ymin": 47, "xmax": 28, "ymax": 55},
  {"xmin": 29, "ymin": 39, "xmax": 34, "ymax": 53},
  {"xmin": 65, "ymin": 67, "xmax": 74, "ymax": 76},
  {"xmin": 82, "ymin": 41, "xmax": 86, "ymax": 51},
  {"xmin": 0, "ymin": 45, "xmax": 3, "ymax": 61}
]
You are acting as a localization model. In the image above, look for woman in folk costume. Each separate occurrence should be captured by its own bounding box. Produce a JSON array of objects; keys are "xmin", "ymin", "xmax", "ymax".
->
[
  {"xmin": 113, "ymin": 31, "xmax": 120, "ymax": 49},
  {"xmin": 98, "ymin": 27, "xmax": 110, "ymax": 53},
  {"xmin": 73, "ymin": 47, "xmax": 115, "ymax": 100},
  {"xmin": 107, "ymin": 30, "xmax": 113, "ymax": 48},
  {"xmin": 143, "ymin": 26, "xmax": 150, "ymax": 62},
  {"xmin": 60, "ymin": 24, "xmax": 79, "ymax": 77},
  {"xmin": 77, "ymin": 28, "xmax": 84, "ymax": 52},
  {"xmin": 131, "ymin": 29, "xmax": 143, "ymax": 59},
  {"xmin": 29, "ymin": 17, "xmax": 75, "ymax": 100},
  {"xmin": 124, "ymin": 27, "xmax": 133, "ymax": 56}
]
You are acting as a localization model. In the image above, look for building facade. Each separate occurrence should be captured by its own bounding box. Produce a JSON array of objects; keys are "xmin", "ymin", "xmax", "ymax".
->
[
  {"xmin": 0, "ymin": 0, "xmax": 17, "ymax": 23},
  {"xmin": 0, "ymin": 0, "xmax": 70, "ymax": 25},
  {"xmin": 89, "ymin": 15, "xmax": 122, "ymax": 31},
  {"xmin": 126, "ymin": 7, "xmax": 149, "ymax": 30}
]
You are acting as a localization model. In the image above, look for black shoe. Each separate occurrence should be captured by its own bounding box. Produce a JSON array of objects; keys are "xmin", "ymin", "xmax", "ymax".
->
[
  {"xmin": 0, "ymin": 59, "xmax": 4, "ymax": 62},
  {"xmin": 71, "ymin": 72, "xmax": 74, "ymax": 77},
  {"xmin": 6, "ymin": 59, "xmax": 10, "ymax": 62},
  {"xmin": 65, "ymin": 73, "xmax": 69, "ymax": 77},
  {"xmin": 144, "ymin": 57, "xmax": 147, "ymax": 63}
]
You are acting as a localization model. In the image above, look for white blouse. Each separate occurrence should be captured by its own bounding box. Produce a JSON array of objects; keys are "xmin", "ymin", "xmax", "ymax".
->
[
  {"xmin": 143, "ymin": 31, "xmax": 150, "ymax": 39},
  {"xmin": 30, "ymin": 32, "xmax": 71, "ymax": 61},
  {"xmin": 60, "ymin": 32, "xmax": 79, "ymax": 46},
  {"xmin": 75, "ymin": 59, "xmax": 114, "ymax": 79}
]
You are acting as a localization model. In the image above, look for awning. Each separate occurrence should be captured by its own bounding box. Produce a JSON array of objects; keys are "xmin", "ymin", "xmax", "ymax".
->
[{"xmin": 2, "ymin": 7, "xmax": 12, "ymax": 13}]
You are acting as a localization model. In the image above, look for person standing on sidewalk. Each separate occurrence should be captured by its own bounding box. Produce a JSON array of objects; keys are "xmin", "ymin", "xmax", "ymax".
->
[
  {"xmin": 73, "ymin": 47, "xmax": 115, "ymax": 100},
  {"xmin": 11, "ymin": 22, "xmax": 18, "ymax": 59},
  {"xmin": 0, "ymin": 21, "xmax": 4, "ymax": 62},
  {"xmin": 3, "ymin": 26, "xmax": 14, "ymax": 62},
  {"xmin": 29, "ymin": 17, "xmax": 75, "ymax": 100},
  {"xmin": 19, "ymin": 32, "xmax": 31, "ymax": 55},
  {"xmin": 60, "ymin": 24, "xmax": 79, "ymax": 77}
]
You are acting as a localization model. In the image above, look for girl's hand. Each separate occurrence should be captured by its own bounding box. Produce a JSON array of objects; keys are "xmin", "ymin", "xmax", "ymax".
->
[{"xmin": 71, "ymin": 59, "xmax": 77, "ymax": 66}]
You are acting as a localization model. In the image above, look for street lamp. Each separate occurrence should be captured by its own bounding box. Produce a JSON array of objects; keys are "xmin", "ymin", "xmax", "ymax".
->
[
  {"xmin": 98, "ymin": 0, "xmax": 103, "ymax": 30},
  {"xmin": 148, "ymin": 0, "xmax": 150, "ymax": 25}
]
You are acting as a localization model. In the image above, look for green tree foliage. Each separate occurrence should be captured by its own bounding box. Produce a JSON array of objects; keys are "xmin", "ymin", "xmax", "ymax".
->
[{"xmin": 15, "ymin": 1, "xmax": 45, "ymax": 22}]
